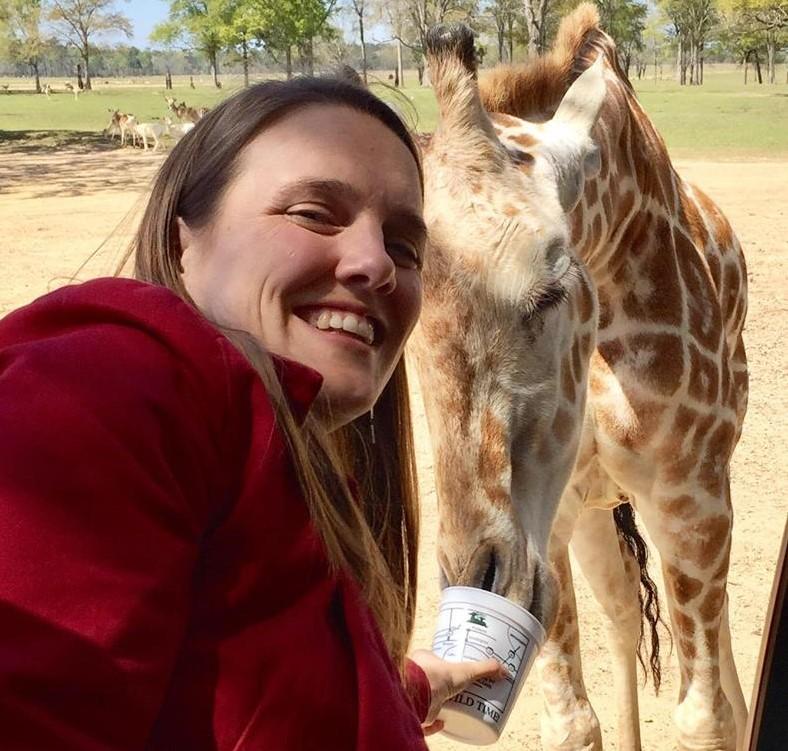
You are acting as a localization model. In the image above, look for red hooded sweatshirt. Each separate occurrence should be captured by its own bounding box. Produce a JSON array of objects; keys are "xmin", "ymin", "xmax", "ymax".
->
[{"xmin": 0, "ymin": 278, "xmax": 430, "ymax": 751}]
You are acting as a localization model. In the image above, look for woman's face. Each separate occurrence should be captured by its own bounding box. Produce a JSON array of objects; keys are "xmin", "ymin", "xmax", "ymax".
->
[{"xmin": 180, "ymin": 104, "xmax": 425, "ymax": 429}]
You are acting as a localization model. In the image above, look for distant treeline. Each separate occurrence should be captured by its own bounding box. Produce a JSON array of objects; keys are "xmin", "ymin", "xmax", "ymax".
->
[{"xmin": 0, "ymin": 39, "xmax": 416, "ymax": 80}]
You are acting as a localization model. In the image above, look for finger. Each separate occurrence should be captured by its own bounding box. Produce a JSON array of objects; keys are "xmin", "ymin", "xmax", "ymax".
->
[
  {"xmin": 460, "ymin": 657, "xmax": 508, "ymax": 681},
  {"xmin": 422, "ymin": 719, "xmax": 445, "ymax": 736}
]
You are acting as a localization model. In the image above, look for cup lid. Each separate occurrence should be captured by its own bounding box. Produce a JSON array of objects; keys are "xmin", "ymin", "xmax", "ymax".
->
[{"xmin": 438, "ymin": 586, "xmax": 546, "ymax": 645}]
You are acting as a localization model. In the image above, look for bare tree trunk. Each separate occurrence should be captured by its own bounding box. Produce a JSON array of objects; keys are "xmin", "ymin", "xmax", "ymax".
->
[
  {"xmin": 211, "ymin": 51, "xmax": 220, "ymax": 88},
  {"xmin": 497, "ymin": 30, "xmax": 504, "ymax": 63},
  {"xmin": 396, "ymin": 38, "xmax": 403, "ymax": 87},
  {"xmin": 31, "ymin": 61, "xmax": 41, "ymax": 93},
  {"xmin": 305, "ymin": 37, "xmax": 314, "ymax": 76},
  {"xmin": 242, "ymin": 39, "xmax": 249, "ymax": 87},
  {"xmin": 766, "ymin": 32, "xmax": 775, "ymax": 84},
  {"xmin": 77, "ymin": 62, "xmax": 85, "ymax": 90},
  {"xmin": 359, "ymin": 14, "xmax": 368, "ymax": 84},
  {"xmin": 82, "ymin": 47, "xmax": 92, "ymax": 90},
  {"xmin": 507, "ymin": 16, "xmax": 514, "ymax": 62},
  {"xmin": 676, "ymin": 37, "xmax": 682, "ymax": 82},
  {"xmin": 691, "ymin": 42, "xmax": 696, "ymax": 84},
  {"xmin": 754, "ymin": 50, "xmax": 763, "ymax": 84},
  {"xmin": 744, "ymin": 51, "xmax": 749, "ymax": 84},
  {"xmin": 523, "ymin": 0, "xmax": 547, "ymax": 57},
  {"xmin": 285, "ymin": 46, "xmax": 292, "ymax": 80},
  {"xmin": 682, "ymin": 41, "xmax": 690, "ymax": 85}
]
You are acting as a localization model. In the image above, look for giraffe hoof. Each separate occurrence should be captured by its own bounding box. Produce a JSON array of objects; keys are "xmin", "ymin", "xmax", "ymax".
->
[{"xmin": 425, "ymin": 23, "xmax": 477, "ymax": 74}]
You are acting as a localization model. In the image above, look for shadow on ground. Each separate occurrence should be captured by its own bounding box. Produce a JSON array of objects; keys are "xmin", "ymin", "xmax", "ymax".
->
[
  {"xmin": 0, "ymin": 130, "xmax": 116, "ymax": 154},
  {"xmin": 1, "ymin": 131, "xmax": 163, "ymax": 199}
]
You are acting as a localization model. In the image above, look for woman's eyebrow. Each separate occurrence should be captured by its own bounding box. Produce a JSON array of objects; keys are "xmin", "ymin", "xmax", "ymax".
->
[{"xmin": 272, "ymin": 178, "xmax": 361, "ymax": 204}]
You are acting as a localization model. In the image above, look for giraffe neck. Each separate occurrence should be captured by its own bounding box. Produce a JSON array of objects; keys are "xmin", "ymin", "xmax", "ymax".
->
[{"xmin": 568, "ymin": 73, "xmax": 681, "ymax": 291}]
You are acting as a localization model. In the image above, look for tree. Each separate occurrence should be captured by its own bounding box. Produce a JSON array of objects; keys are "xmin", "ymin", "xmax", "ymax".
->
[
  {"xmin": 642, "ymin": 13, "xmax": 668, "ymax": 80},
  {"xmin": 376, "ymin": 0, "xmax": 478, "ymax": 84},
  {"xmin": 220, "ymin": 0, "xmax": 265, "ymax": 86},
  {"xmin": 485, "ymin": 0, "xmax": 526, "ymax": 62},
  {"xmin": 596, "ymin": 0, "xmax": 648, "ymax": 75},
  {"xmin": 48, "ymin": 0, "xmax": 131, "ymax": 90},
  {"xmin": 152, "ymin": 0, "xmax": 227, "ymax": 88},
  {"xmin": 246, "ymin": 0, "xmax": 337, "ymax": 77},
  {"xmin": 660, "ymin": 0, "xmax": 719, "ymax": 84},
  {"xmin": 717, "ymin": 15, "xmax": 767, "ymax": 81},
  {"xmin": 727, "ymin": 0, "xmax": 788, "ymax": 82},
  {"xmin": 348, "ymin": 0, "xmax": 369, "ymax": 83},
  {"xmin": 523, "ymin": 0, "xmax": 551, "ymax": 54},
  {"xmin": 0, "ymin": 0, "xmax": 45, "ymax": 92}
]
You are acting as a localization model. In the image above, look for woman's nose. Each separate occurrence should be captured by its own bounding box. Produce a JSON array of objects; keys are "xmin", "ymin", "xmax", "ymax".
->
[{"xmin": 334, "ymin": 222, "xmax": 397, "ymax": 294}]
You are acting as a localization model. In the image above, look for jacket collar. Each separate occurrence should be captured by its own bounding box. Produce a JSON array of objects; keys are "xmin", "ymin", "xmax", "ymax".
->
[{"xmin": 271, "ymin": 355, "xmax": 324, "ymax": 425}]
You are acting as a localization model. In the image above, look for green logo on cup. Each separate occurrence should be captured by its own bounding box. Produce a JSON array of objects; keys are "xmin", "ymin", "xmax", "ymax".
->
[{"xmin": 468, "ymin": 611, "xmax": 487, "ymax": 627}]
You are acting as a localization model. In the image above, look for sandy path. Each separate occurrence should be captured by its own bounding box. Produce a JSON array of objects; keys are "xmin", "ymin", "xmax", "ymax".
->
[{"xmin": 2, "ymin": 148, "xmax": 786, "ymax": 750}]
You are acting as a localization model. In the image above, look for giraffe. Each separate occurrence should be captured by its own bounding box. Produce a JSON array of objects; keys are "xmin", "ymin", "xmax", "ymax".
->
[{"xmin": 410, "ymin": 6, "xmax": 749, "ymax": 751}]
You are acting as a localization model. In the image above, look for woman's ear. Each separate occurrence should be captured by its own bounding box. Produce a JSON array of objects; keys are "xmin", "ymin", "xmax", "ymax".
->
[
  {"xmin": 177, "ymin": 217, "xmax": 199, "ymax": 276},
  {"xmin": 177, "ymin": 216, "xmax": 194, "ymax": 255}
]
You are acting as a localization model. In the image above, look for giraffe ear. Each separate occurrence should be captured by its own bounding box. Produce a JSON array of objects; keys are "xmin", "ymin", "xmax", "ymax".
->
[
  {"xmin": 553, "ymin": 55, "xmax": 607, "ymax": 135},
  {"xmin": 542, "ymin": 56, "xmax": 606, "ymax": 212}
]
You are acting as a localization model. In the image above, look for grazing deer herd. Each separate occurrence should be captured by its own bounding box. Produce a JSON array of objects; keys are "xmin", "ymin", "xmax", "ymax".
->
[{"xmin": 104, "ymin": 96, "xmax": 205, "ymax": 151}]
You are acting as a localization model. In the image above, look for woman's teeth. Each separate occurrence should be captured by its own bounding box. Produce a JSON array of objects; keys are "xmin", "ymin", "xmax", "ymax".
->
[{"xmin": 312, "ymin": 309, "xmax": 375, "ymax": 345}]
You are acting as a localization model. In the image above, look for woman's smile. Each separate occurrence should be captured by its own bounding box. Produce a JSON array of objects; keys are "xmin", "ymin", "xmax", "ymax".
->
[{"xmin": 296, "ymin": 305, "xmax": 380, "ymax": 346}]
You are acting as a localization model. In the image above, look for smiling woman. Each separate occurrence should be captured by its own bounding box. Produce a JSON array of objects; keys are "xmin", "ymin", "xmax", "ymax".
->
[
  {"xmin": 176, "ymin": 104, "xmax": 425, "ymax": 429},
  {"xmin": 0, "ymin": 76, "xmax": 505, "ymax": 749}
]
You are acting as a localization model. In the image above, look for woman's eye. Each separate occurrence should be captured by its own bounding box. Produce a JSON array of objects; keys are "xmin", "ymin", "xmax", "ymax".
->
[
  {"xmin": 286, "ymin": 206, "xmax": 334, "ymax": 224},
  {"xmin": 387, "ymin": 241, "xmax": 422, "ymax": 270}
]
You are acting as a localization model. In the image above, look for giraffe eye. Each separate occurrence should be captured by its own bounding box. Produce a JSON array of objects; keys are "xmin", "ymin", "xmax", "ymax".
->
[
  {"xmin": 536, "ymin": 285, "xmax": 568, "ymax": 311},
  {"xmin": 505, "ymin": 146, "xmax": 535, "ymax": 168},
  {"xmin": 522, "ymin": 284, "xmax": 567, "ymax": 324}
]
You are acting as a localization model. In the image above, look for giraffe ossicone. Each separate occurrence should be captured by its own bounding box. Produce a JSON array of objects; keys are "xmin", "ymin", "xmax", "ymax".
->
[{"xmin": 413, "ymin": 4, "xmax": 749, "ymax": 751}]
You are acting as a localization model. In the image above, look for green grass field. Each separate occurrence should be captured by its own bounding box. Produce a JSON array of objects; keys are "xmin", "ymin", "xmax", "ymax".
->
[{"xmin": 1, "ymin": 66, "xmax": 786, "ymax": 157}]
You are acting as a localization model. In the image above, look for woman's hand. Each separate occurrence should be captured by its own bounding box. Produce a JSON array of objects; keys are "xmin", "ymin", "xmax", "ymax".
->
[{"xmin": 408, "ymin": 649, "xmax": 510, "ymax": 736}]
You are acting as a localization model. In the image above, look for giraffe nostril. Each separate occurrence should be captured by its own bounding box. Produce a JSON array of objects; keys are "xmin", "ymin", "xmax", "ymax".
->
[{"xmin": 480, "ymin": 550, "xmax": 497, "ymax": 592}]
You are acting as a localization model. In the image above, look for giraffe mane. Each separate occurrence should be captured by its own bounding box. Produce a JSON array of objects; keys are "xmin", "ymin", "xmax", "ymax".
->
[{"xmin": 479, "ymin": 3, "xmax": 629, "ymax": 121}]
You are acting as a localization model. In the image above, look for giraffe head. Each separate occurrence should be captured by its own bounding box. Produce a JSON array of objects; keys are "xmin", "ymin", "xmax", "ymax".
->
[{"xmin": 412, "ymin": 23, "xmax": 606, "ymax": 626}]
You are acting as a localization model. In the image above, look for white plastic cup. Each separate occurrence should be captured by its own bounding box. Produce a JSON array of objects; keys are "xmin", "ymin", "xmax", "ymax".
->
[{"xmin": 431, "ymin": 586, "xmax": 546, "ymax": 745}]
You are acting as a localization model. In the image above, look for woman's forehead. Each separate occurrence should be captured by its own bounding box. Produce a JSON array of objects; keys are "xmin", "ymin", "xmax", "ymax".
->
[{"xmin": 238, "ymin": 104, "xmax": 422, "ymax": 206}]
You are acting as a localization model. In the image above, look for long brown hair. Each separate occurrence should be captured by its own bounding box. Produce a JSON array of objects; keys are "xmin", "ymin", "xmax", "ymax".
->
[{"xmin": 127, "ymin": 78, "xmax": 422, "ymax": 668}]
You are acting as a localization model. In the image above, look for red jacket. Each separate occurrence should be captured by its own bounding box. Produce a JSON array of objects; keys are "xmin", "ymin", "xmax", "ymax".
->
[{"xmin": 0, "ymin": 278, "xmax": 430, "ymax": 751}]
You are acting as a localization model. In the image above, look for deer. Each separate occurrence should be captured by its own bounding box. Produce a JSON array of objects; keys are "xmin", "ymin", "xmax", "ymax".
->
[
  {"xmin": 164, "ymin": 116, "xmax": 195, "ymax": 142},
  {"xmin": 64, "ymin": 82, "xmax": 80, "ymax": 101},
  {"xmin": 133, "ymin": 121, "xmax": 166, "ymax": 151},
  {"xmin": 165, "ymin": 96, "xmax": 207, "ymax": 124}
]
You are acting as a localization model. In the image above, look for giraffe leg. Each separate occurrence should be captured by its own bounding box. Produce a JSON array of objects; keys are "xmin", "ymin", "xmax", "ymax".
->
[
  {"xmin": 537, "ymin": 543, "xmax": 603, "ymax": 751},
  {"xmin": 570, "ymin": 507, "xmax": 642, "ymax": 751},
  {"xmin": 718, "ymin": 594, "xmax": 748, "ymax": 749},
  {"xmin": 638, "ymin": 486, "xmax": 741, "ymax": 751}
]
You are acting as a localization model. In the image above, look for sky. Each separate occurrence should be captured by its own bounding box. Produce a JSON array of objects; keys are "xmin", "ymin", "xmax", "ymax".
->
[
  {"xmin": 122, "ymin": 0, "xmax": 369, "ymax": 49},
  {"xmin": 122, "ymin": 0, "xmax": 170, "ymax": 47}
]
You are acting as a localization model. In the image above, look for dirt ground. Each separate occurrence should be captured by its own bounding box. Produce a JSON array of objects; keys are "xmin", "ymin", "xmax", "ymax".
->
[{"xmin": 1, "ymin": 146, "xmax": 786, "ymax": 750}]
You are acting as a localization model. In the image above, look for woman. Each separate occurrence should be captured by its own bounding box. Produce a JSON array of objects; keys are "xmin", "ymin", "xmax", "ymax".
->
[{"xmin": 0, "ymin": 78, "xmax": 504, "ymax": 749}]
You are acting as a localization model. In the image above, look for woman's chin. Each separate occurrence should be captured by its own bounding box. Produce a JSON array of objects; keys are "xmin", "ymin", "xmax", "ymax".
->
[{"xmin": 312, "ymin": 383, "xmax": 376, "ymax": 432}]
